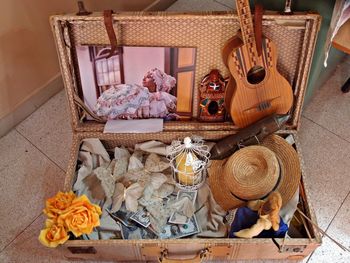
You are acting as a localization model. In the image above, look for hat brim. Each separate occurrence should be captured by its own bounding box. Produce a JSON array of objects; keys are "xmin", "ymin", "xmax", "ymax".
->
[
  {"xmin": 208, "ymin": 134, "xmax": 301, "ymax": 211},
  {"xmin": 208, "ymin": 159, "xmax": 246, "ymax": 211}
]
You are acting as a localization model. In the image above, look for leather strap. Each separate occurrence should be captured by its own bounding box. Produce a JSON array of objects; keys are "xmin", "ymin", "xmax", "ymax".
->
[
  {"xmin": 103, "ymin": 10, "xmax": 118, "ymax": 58},
  {"xmin": 254, "ymin": 4, "xmax": 263, "ymax": 57}
]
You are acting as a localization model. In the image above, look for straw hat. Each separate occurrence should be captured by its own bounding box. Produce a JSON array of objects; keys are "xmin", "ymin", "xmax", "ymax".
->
[{"xmin": 208, "ymin": 134, "xmax": 301, "ymax": 211}]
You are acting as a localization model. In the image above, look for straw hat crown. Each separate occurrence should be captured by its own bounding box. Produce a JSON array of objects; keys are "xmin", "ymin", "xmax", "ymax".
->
[{"xmin": 224, "ymin": 146, "xmax": 280, "ymax": 201}]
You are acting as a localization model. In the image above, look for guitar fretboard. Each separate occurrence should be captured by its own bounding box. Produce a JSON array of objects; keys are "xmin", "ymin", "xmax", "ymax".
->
[
  {"xmin": 236, "ymin": 0, "xmax": 258, "ymax": 64},
  {"xmin": 232, "ymin": 38, "xmax": 272, "ymax": 78}
]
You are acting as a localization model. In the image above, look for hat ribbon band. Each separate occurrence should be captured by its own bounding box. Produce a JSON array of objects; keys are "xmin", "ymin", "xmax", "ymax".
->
[{"xmin": 230, "ymin": 164, "xmax": 282, "ymax": 202}]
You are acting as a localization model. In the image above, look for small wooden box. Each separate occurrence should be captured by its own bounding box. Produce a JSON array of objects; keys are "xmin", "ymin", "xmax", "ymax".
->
[{"xmin": 51, "ymin": 10, "xmax": 322, "ymax": 261}]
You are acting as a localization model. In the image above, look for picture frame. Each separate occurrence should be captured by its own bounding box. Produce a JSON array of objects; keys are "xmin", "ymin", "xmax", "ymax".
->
[{"xmin": 75, "ymin": 45, "xmax": 196, "ymax": 120}]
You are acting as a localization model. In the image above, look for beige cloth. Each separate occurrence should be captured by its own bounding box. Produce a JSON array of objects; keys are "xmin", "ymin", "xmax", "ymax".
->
[
  {"xmin": 113, "ymin": 147, "xmax": 130, "ymax": 181},
  {"xmin": 111, "ymin": 182, "xmax": 144, "ymax": 213},
  {"xmin": 280, "ymin": 187, "xmax": 299, "ymax": 226},
  {"xmin": 195, "ymin": 182, "xmax": 228, "ymax": 238},
  {"xmin": 134, "ymin": 141, "xmax": 227, "ymax": 237},
  {"xmin": 135, "ymin": 140, "xmax": 170, "ymax": 156},
  {"xmin": 80, "ymin": 138, "xmax": 111, "ymax": 168},
  {"xmin": 73, "ymin": 139, "xmax": 111, "ymax": 213},
  {"xmin": 122, "ymin": 153, "xmax": 170, "ymax": 184},
  {"xmin": 74, "ymin": 139, "xmax": 228, "ymax": 238}
]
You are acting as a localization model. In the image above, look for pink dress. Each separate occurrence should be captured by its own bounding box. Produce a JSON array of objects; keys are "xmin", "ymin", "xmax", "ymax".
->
[
  {"xmin": 95, "ymin": 84, "xmax": 150, "ymax": 119},
  {"xmin": 95, "ymin": 84, "xmax": 177, "ymax": 119}
]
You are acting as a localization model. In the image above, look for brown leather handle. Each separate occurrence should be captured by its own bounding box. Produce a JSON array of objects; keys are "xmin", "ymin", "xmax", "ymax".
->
[
  {"xmin": 103, "ymin": 10, "xmax": 118, "ymax": 58},
  {"xmin": 254, "ymin": 4, "xmax": 263, "ymax": 57},
  {"xmin": 158, "ymin": 249, "xmax": 208, "ymax": 263}
]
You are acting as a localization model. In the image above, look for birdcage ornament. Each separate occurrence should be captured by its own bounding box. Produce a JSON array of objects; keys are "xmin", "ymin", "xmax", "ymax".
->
[{"xmin": 167, "ymin": 137, "xmax": 210, "ymax": 190}]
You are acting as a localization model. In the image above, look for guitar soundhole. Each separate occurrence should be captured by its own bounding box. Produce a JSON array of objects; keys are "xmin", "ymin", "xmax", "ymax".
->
[
  {"xmin": 247, "ymin": 66, "xmax": 266, "ymax": 84},
  {"xmin": 208, "ymin": 101, "xmax": 219, "ymax": 115}
]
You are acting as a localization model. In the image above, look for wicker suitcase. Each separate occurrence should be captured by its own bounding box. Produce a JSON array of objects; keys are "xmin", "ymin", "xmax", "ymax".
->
[{"xmin": 50, "ymin": 10, "xmax": 322, "ymax": 261}]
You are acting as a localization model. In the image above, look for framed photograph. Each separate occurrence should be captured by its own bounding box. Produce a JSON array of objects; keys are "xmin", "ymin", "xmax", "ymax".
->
[{"xmin": 75, "ymin": 45, "xmax": 196, "ymax": 120}]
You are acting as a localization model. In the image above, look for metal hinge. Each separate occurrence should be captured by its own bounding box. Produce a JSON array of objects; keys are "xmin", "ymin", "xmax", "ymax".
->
[
  {"xmin": 208, "ymin": 244, "xmax": 232, "ymax": 257},
  {"xmin": 140, "ymin": 244, "xmax": 163, "ymax": 258},
  {"xmin": 279, "ymin": 244, "xmax": 307, "ymax": 253},
  {"xmin": 272, "ymin": 238, "xmax": 307, "ymax": 253}
]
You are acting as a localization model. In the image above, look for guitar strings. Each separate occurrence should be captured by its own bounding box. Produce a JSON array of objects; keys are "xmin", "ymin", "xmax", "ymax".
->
[{"xmin": 246, "ymin": 0, "xmax": 263, "ymax": 125}]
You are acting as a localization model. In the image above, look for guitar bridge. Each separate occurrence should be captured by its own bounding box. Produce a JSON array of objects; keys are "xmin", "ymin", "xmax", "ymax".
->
[
  {"xmin": 257, "ymin": 101, "xmax": 271, "ymax": 111},
  {"xmin": 243, "ymin": 96, "xmax": 280, "ymax": 112}
]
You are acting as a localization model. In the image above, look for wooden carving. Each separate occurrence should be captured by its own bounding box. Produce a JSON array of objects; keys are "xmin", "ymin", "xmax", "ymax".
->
[{"xmin": 199, "ymin": 69, "xmax": 227, "ymax": 122}]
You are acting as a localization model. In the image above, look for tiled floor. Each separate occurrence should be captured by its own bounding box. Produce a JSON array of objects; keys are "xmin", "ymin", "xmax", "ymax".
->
[{"xmin": 0, "ymin": 1, "xmax": 349, "ymax": 262}]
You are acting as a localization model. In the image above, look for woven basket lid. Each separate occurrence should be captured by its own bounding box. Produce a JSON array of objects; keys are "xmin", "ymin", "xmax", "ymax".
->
[{"xmin": 208, "ymin": 134, "xmax": 301, "ymax": 211}]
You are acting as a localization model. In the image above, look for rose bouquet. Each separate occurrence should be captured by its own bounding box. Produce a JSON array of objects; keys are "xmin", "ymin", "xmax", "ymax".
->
[{"xmin": 39, "ymin": 191, "xmax": 102, "ymax": 248}]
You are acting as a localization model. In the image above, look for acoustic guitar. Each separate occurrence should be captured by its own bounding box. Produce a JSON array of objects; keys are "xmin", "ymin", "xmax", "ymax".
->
[{"xmin": 222, "ymin": 0, "xmax": 293, "ymax": 128}]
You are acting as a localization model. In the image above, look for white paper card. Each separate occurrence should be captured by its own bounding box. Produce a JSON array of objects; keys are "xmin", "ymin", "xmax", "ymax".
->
[
  {"xmin": 103, "ymin": 119, "xmax": 163, "ymax": 133},
  {"xmin": 285, "ymin": 134, "xmax": 295, "ymax": 145}
]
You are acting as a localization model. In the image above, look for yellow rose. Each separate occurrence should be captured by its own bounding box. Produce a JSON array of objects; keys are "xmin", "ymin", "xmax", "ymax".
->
[
  {"xmin": 38, "ymin": 219, "xmax": 69, "ymax": 248},
  {"xmin": 58, "ymin": 195, "xmax": 102, "ymax": 237},
  {"xmin": 43, "ymin": 191, "xmax": 76, "ymax": 218}
]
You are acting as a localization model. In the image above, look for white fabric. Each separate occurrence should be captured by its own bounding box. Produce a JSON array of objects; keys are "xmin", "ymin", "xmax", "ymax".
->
[
  {"xmin": 111, "ymin": 182, "xmax": 144, "ymax": 213},
  {"xmin": 113, "ymin": 147, "xmax": 130, "ymax": 181},
  {"xmin": 134, "ymin": 140, "xmax": 170, "ymax": 156},
  {"xmin": 73, "ymin": 138, "xmax": 227, "ymax": 238},
  {"xmin": 324, "ymin": 0, "xmax": 350, "ymax": 66},
  {"xmin": 73, "ymin": 139, "xmax": 111, "ymax": 211}
]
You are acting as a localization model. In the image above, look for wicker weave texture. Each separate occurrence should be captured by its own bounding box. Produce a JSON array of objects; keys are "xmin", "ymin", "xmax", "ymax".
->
[
  {"xmin": 51, "ymin": 12, "xmax": 321, "ymax": 133},
  {"xmin": 69, "ymin": 16, "xmax": 303, "ymax": 115}
]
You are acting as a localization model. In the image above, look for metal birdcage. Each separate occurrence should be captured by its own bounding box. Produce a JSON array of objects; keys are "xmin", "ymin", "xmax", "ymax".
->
[{"xmin": 167, "ymin": 137, "xmax": 210, "ymax": 190}]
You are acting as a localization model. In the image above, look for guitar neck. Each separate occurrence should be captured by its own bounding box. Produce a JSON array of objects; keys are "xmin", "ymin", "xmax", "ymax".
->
[{"xmin": 236, "ymin": 0, "xmax": 258, "ymax": 60}]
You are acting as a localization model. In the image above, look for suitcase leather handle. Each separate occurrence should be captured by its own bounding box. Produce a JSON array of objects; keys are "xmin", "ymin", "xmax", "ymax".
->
[
  {"xmin": 103, "ymin": 10, "xmax": 118, "ymax": 58},
  {"xmin": 158, "ymin": 248, "xmax": 208, "ymax": 263}
]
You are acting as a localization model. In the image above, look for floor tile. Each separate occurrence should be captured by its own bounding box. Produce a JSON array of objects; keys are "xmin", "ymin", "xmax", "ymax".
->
[
  {"xmin": 308, "ymin": 192, "xmax": 350, "ymax": 263},
  {"xmin": 0, "ymin": 130, "xmax": 65, "ymax": 251},
  {"xmin": 0, "ymin": 214, "xmax": 124, "ymax": 263},
  {"xmin": 16, "ymin": 90, "xmax": 72, "ymax": 171},
  {"xmin": 303, "ymin": 58, "xmax": 350, "ymax": 141},
  {"xmin": 298, "ymin": 117, "xmax": 350, "ymax": 230},
  {"xmin": 0, "ymin": 215, "xmax": 70, "ymax": 263}
]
